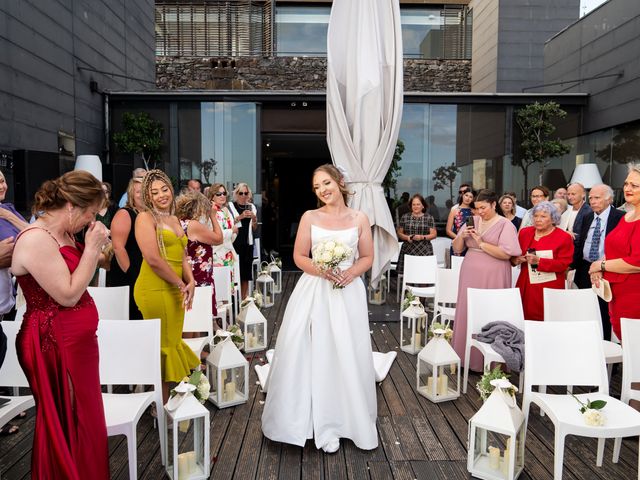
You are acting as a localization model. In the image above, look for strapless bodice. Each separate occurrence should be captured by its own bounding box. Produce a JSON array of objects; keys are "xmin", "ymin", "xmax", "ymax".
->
[{"xmin": 311, "ymin": 225, "xmax": 359, "ymax": 269}]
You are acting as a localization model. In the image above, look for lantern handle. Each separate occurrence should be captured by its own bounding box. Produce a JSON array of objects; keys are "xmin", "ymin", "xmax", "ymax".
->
[
  {"xmin": 260, "ymin": 260, "xmax": 270, "ymax": 273},
  {"xmin": 490, "ymin": 378, "xmax": 518, "ymax": 408}
]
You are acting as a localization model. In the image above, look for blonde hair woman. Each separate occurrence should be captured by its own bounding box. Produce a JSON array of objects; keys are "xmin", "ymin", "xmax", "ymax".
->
[{"xmin": 229, "ymin": 182, "xmax": 258, "ymax": 298}]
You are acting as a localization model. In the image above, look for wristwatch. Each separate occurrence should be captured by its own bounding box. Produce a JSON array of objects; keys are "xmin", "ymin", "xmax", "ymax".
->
[{"xmin": 600, "ymin": 259, "xmax": 606, "ymax": 272}]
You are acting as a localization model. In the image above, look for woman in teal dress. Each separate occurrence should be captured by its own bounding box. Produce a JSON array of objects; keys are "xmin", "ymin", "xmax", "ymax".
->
[{"xmin": 134, "ymin": 170, "xmax": 200, "ymax": 402}]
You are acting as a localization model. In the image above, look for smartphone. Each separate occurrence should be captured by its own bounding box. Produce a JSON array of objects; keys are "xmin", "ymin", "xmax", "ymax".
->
[
  {"xmin": 527, "ymin": 248, "xmax": 538, "ymax": 271},
  {"xmin": 465, "ymin": 216, "xmax": 474, "ymax": 229}
]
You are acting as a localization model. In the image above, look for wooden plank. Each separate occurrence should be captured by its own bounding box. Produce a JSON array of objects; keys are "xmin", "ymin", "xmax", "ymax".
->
[
  {"xmin": 410, "ymin": 460, "xmax": 445, "ymax": 480},
  {"xmin": 377, "ymin": 415, "xmax": 405, "ymax": 461},
  {"xmin": 412, "ymin": 416, "xmax": 449, "ymax": 461},
  {"xmin": 255, "ymin": 438, "xmax": 281, "ymax": 480},
  {"xmin": 393, "ymin": 415, "xmax": 429, "ymax": 460},
  {"xmin": 301, "ymin": 440, "xmax": 324, "ymax": 480},
  {"xmin": 389, "ymin": 460, "xmax": 419, "ymax": 480},
  {"xmin": 278, "ymin": 442, "xmax": 302, "ymax": 480},
  {"xmin": 368, "ymin": 459, "xmax": 394, "ymax": 480},
  {"xmin": 323, "ymin": 444, "xmax": 348, "ymax": 480},
  {"xmin": 232, "ymin": 419, "xmax": 264, "ymax": 479}
]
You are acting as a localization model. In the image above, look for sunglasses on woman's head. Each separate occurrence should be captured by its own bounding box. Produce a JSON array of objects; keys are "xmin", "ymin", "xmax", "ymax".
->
[
  {"xmin": 214, "ymin": 192, "xmax": 227, "ymax": 197},
  {"xmin": 237, "ymin": 191, "xmax": 249, "ymax": 196}
]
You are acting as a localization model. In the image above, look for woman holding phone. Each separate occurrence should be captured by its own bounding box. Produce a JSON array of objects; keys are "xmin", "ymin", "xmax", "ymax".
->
[
  {"xmin": 396, "ymin": 194, "xmax": 437, "ymax": 275},
  {"xmin": 229, "ymin": 183, "xmax": 258, "ymax": 299},
  {"xmin": 451, "ymin": 189, "xmax": 521, "ymax": 371}
]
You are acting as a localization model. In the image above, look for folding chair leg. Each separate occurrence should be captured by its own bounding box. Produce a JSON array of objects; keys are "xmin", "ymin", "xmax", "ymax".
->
[
  {"xmin": 596, "ymin": 438, "xmax": 605, "ymax": 466},
  {"xmin": 554, "ymin": 432, "xmax": 566, "ymax": 480},
  {"xmin": 612, "ymin": 437, "xmax": 622, "ymax": 463}
]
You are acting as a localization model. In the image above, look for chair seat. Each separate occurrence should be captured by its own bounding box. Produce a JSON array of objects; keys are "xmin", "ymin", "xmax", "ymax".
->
[
  {"xmin": 407, "ymin": 285, "xmax": 435, "ymax": 298},
  {"xmin": 0, "ymin": 396, "xmax": 34, "ymax": 430},
  {"xmin": 103, "ymin": 392, "xmax": 156, "ymax": 431},
  {"xmin": 184, "ymin": 336, "xmax": 209, "ymax": 356},
  {"xmin": 530, "ymin": 391, "xmax": 640, "ymax": 437},
  {"xmin": 603, "ymin": 340, "xmax": 622, "ymax": 364}
]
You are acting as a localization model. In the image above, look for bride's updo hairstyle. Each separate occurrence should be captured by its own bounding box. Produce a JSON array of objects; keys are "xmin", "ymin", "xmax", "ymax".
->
[
  {"xmin": 32, "ymin": 170, "xmax": 104, "ymax": 215},
  {"xmin": 312, "ymin": 164, "xmax": 352, "ymax": 206}
]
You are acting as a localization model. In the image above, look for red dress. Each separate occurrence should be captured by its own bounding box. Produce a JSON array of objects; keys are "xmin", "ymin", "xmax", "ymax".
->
[
  {"xmin": 16, "ymin": 240, "xmax": 109, "ymax": 479},
  {"xmin": 604, "ymin": 217, "xmax": 640, "ymax": 339},
  {"xmin": 516, "ymin": 227, "xmax": 574, "ymax": 321}
]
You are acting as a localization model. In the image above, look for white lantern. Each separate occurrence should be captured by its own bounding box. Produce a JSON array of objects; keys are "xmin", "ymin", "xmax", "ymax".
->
[
  {"xmin": 256, "ymin": 263, "xmax": 275, "ymax": 308},
  {"xmin": 268, "ymin": 260, "xmax": 282, "ymax": 294},
  {"xmin": 400, "ymin": 300, "xmax": 428, "ymax": 354},
  {"xmin": 237, "ymin": 297, "xmax": 267, "ymax": 353},
  {"xmin": 468, "ymin": 379, "xmax": 525, "ymax": 480},
  {"xmin": 368, "ymin": 275, "xmax": 387, "ymax": 305},
  {"xmin": 206, "ymin": 335, "xmax": 249, "ymax": 408},
  {"xmin": 416, "ymin": 329, "xmax": 460, "ymax": 402},
  {"xmin": 164, "ymin": 393, "xmax": 210, "ymax": 480}
]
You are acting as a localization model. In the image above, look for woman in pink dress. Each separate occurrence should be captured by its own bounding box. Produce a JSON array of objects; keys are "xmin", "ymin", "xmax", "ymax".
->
[
  {"xmin": 451, "ymin": 189, "xmax": 521, "ymax": 371},
  {"xmin": 11, "ymin": 171, "xmax": 111, "ymax": 479}
]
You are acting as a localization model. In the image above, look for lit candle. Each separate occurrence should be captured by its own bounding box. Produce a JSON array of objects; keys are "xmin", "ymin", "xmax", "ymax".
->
[
  {"xmin": 246, "ymin": 332, "xmax": 255, "ymax": 348},
  {"xmin": 488, "ymin": 446, "xmax": 500, "ymax": 470},
  {"xmin": 438, "ymin": 375, "xmax": 448, "ymax": 396},
  {"xmin": 414, "ymin": 333, "xmax": 422, "ymax": 348},
  {"xmin": 225, "ymin": 381, "xmax": 236, "ymax": 402},
  {"xmin": 178, "ymin": 451, "xmax": 196, "ymax": 479},
  {"xmin": 426, "ymin": 376, "xmax": 433, "ymax": 394}
]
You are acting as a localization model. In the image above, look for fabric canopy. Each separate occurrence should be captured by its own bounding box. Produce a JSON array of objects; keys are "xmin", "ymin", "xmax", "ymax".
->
[{"xmin": 326, "ymin": 0, "xmax": 403, "ymax": 285}]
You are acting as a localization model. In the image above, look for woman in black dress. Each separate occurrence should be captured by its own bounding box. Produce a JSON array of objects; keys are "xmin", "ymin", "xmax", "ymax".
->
[
  {"xmin": 229, "ymin": 182, "xmax": 258, "ymax": 299},
  {"xmin": 396, "ymin": 194, "xmax": 437, "ymax": 275}
]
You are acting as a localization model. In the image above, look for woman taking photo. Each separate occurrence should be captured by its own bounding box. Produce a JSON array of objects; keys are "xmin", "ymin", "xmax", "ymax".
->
[
  {"xmin": 11, "ymin": 171, "xmax": 110, "ymax": 479},
  {"xmin": 108, "ymin": 177, "xmax": 145, "ymax": 319},
  {"xmin": 451, "ymin": 189, "xmax": 521, "ymax": 371},
  {"xmin": 263, "ymin": 164, "xmax": 377, "ymax": 453},
  {"xmin": 396, "ymin": 194, "xmax": 436, "ymax": 275},
  {"xmin": 446, "ymin": 187, "xmax": 475, "ymax": 255},
  {"xmin": 229, "ymin": 182, "xmax": 258, "ymax": 298},
  {"xmin": 134, "ymin": 170, "xmax": 200, "ymax": 401},
  {"xmin": 513, "ymin": 201, "xmax": 574, "ymax": 321},
  {"xmin": 207, "ymin": 183, "xmax": 238, "ymax": 290},
  {"xmin": 499, "ymin": 194, "xmax": 522, "ymax": 231}
]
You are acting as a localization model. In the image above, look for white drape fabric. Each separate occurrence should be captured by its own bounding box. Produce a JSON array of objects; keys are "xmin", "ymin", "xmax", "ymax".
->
[{"xmin": 326, "ymin": 0, "xmax": 403, "ymax": 285}]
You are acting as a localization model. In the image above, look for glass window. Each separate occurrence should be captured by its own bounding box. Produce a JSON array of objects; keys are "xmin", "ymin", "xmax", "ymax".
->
[
  {"xmin": 275, "ymin": 6, "xmax": 330, "ymax": 56},
  {"xmin": 401, "ymin": 9, "xmax": 443, "ymax": 59}
]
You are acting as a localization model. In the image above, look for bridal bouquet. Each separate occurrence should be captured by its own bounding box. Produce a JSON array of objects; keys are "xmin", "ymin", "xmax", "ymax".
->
[{"xmin": 312, "ymin": 239, "xmax": 353, "ymax": 289}]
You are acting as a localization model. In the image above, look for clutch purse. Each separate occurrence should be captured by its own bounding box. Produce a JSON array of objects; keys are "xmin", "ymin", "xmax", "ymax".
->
[{"xmin": 592, "ymin": 278, "xmax": 612, "ymax": 302}]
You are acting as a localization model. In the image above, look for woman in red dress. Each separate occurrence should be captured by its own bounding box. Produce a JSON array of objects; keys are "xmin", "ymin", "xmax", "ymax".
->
[
  {"xmin": 589, "ymin": 164, "xmax": 640, "ymax": 339},
  {"xmin": 513, "ymin": 201, "xmax": 574, "ymax": 321},
  {"xmin": 11, "ymin": 171, "xmax": 111, "ymax": 479}
]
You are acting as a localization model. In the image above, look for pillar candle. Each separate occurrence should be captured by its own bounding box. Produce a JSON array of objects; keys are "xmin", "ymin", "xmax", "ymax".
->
[
  {"xmin": 488, "ymin": 446, "xmax": 500, "ymax": 470},
  {"xmin": 178, "ymin": 452, "xmax": 190, "ymax": 480},
  {"xmin": 225, "ymin": 381, "xmax": 236, "ymax": 402},
  {"xmin": 438, "ymin": 375, "xmax": 449, "ymax": 396},
  {"xmin": 502, "ymin": 438, "xmax": 511, "ymax": 475},
  {"xmin": 450, "ymin": 363, "xmax": 457, "ymax": 375},
  {"xmin": 414, "ymin": 333, "xmax": 422, "ymax": 348},
  {"xmin": 426, "ymin": 376, "xmax": 433, "ymax": 393}
]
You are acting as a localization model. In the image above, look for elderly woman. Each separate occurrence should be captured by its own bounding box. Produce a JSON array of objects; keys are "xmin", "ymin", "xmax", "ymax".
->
[
  {"xmin": 589, "ymin": 163, "xmax": 640, "ymax": 340},
  {"xmin": 520, "ymin": 185, "xmax": 550, "ymax": 230},
  {"xmin": 396, "ymin": 194, "xmax": 437, "ymax": 275},
  {"xmin": 513, "ymin": 201, "xmax": 574, "ymax": 321}
]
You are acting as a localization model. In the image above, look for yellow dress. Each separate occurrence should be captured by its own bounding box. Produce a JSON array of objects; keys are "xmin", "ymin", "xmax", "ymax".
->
[{"xmin": 134, "ymin": 228, "xmax": 200, "ymax": 382}]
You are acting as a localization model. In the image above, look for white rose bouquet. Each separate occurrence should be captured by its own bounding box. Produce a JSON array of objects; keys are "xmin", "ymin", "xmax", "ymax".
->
[
  {"xmin": 311, "ymin": 239, "xmax": 353, "ymax": 289},
  {"xmin": 170, "ymin": 370, "xmax": 210, "ymax": 405}
]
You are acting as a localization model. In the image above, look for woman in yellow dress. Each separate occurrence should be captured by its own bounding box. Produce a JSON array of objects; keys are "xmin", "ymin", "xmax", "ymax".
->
[{"xmin": 134, "ymin": 170, "xmax": 200, "ymax": 401}]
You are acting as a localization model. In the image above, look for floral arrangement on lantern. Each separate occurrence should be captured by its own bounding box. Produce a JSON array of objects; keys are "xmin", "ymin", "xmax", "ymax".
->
[
  {"xmin": 401, "ymin": 291, "xmax": 418, "ymax": 311},
  {"xmin": 212, "ymin": 325, "xmax": 244, "ymax": 351},
  {"xmin": 240, "ymin": 290, "xmax": 263, "ymax": 310},
  {"xmin": 476, "ymin": 366, "xmax": 517, "ymax": 401},
  {"xmin": 269, "ymin": 256, "xmax": 282, "ymax": 269},
  {"xmin": 427, "ymin": 321, "xmax": 453, "ymax": 342},
  {"xmin": 571, "ymin": 393, "xmax": 607, "ymax": 426},
  {"xmin": 311, "ymin": 239, "xmax": 353, "ymax": 289},
  {"xmin": 170, "ymin": 370, "xmax": 210, "ymax": 405}
]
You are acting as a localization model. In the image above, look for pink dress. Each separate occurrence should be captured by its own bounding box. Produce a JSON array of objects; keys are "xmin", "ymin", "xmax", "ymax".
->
[{"xmin": 451, "ymin": 216, "xmax": 521, "ymax": 371}]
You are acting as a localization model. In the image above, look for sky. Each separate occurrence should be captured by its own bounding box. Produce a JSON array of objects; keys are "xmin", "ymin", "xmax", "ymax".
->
[{"xmin": 581, "ymin": 0, "xmax": 608, "ymax": 16}]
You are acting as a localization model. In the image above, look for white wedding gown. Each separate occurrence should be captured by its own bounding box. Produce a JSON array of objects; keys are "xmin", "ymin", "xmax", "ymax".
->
[{"xmin": 261, "ymin": 225, "xmax": 378, "ymax": 451}]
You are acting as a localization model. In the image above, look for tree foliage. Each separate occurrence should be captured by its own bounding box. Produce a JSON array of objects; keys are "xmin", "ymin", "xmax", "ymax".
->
[
  {"xmin": 432, "ymin": 162, "xmax": 461, "ymax": 202},
  {"xmin": 514, "ymin": 101, "xmax": 570, "ymax": 193},
  {"xmin": 113, "ymin": 112, "xmax": 164, "ymax": 170},
  {"xmin": 383, "ymin": 140, "xmax": 405, "ymax": 199}
]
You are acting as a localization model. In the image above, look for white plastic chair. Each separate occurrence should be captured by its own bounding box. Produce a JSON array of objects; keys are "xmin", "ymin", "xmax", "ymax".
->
[
  {"xmin": 212, "ymin": 266, "xmax": 234, "ymax": 329},
  {"xmin": 543, "ymin": 288, "xmax": 622, "ymax": 379},
  {"xmin": 0, "ymin": 321, "xmax": 35, "ymax": 430},
  {"xmin": 522, "ymin": 320, "xmax": 640, "ymax": 480},
  {"xmin": 431, "ymin": 237, "xmax": 452, "ymax": 268},
  {"xmin": 450, "ymin": 254, "xmax": 464, "ymax": 273},
  {"xmin": 251, "ymin": 238, "xmax": 261, "ymax": 289},
  {"xmin": 432, "ymin": 267, "xmax": 459, "ymax": 327},
  {"xmin": 97, "ymin": 319, "xmax": 166, "ymax": 480},
  {"xmin": 183, "ymin": 286, "xmax": 215, "ymax": 356},
  {"xmin": 97, "ymin": 267, "xmax": 107, "ymax": 287},
  {"xmin": 511, "ymin": 265, "xmax": 521, "ymax": 288},
  {"xmin": 463, "ymin": 288, "xmax": 525, "ymax": 394},
  {"xmin": 614, "ymin": 318, "xmax": 640, "ymax": 461},
  {"xmin": 400, "ymin": 255, "xmax": 438, "ymax": 306},
  {"xmin": 87, "ymin": 286, "xmax": 130, "ymax": 320}
]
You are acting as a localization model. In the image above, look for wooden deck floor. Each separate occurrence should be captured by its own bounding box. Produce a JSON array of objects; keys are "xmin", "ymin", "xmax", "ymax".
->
[{"xmin": 1, "ymin": 271, "xmax": 638, "ymax": 479}]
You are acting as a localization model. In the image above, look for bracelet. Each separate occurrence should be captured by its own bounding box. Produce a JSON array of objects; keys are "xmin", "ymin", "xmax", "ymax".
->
[{"xmin": 600, "ymin": 259, "xmax": 606, "ymax": 272}]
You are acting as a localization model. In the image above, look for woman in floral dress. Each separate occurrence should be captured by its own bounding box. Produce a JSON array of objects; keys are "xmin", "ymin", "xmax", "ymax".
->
[
  {"xmin": 207, "ymin": 183, "xmax": 238, "ymax": 292},
  {"xmin": 446, "ymin": 187, "xmax": 475, "ymax": 256}
]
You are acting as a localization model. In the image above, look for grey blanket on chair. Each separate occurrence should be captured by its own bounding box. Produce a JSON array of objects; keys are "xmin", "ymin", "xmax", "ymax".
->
[{"xmin": 473, "ymin": 321, "xmax": 524, "ymax": 372}]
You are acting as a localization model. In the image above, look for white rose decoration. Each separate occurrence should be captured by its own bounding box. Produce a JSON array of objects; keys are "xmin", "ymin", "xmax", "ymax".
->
[
  {"xmin": 583, "ymin": 408, "xmax": 605, "ymax": 426},
  {"xmin": 196, "ymin": 378, "xmax": 211, "ymax": 404},
  {"xmin": 324, "ymin": 241, "xmax": 336, "ymax": 250},
  {"xmin": 333, "ymin": 245, "xmax": 345, "ymax": 257},
  {"xmin": 321, "ymin": 252, "xmax": 333, "ymax": 263}
]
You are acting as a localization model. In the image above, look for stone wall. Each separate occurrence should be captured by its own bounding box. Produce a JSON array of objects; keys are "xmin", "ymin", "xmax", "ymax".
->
[{"xmin": 156, "ymin": 56, "xmax": 471, "ymax": 92}]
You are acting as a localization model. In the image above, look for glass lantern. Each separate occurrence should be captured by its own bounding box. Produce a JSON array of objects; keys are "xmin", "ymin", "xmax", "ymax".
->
[
  {"xmin": 268, "ymin": 260, "xmax": 282, "ymax": 294},
  {"xmin": 206, "ymin": 336, "xmax": 249, "ymax": 408},
  {"xmin": 164, "ymin": 393, "xmax": 210, "ymax": 480},
  {"xmin": 256, "ymin": 262, "xmax": 275, "ymax": 308},
  {"xmin": 416, "ymin": 329, "xmax": 460, "ymax": 402},
  {"xmin": 237, "ymin": 297, "xmax": 267, "ymax": 353},
  {"xmin": 468, "ymin": 379, "xmax": 525, "ymax": 480},
  {"xmin": 400, "ymin": 299, "xmax": 428, "ymax": 354},
  {"xmin": 368, "ymin": 274, "xmax": 387, "ymax": 305}
]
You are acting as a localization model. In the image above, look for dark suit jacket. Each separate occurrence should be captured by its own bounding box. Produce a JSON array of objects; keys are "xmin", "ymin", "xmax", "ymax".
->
[
  {"xmin": 571, "ymin": 201, "xmax": 594, "ymax": 246},
  {"xmin": 572, "ymin": 205, "xmax": 625, "ymax": 281}
]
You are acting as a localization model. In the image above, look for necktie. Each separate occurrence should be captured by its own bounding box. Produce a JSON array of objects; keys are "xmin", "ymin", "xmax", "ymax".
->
[{"xmin": 588, "ymin": 216, "xmax": 602, "ymax": 261}]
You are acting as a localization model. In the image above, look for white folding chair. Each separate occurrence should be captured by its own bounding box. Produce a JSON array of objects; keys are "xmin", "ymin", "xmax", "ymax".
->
[
  {"xmin": 98, "ymin": 319, "xmax": 166, "ymax": 480},
  {"xmin": 543, "ymin": 288, "xmax": 622, "ymax": 380},
  {"xmin": 450, "ymin": 254, "xmax": 464, "ymax": 273},
  {"xmin": 87, "ymin": 286, "xmax": 130, "ymax": 320},
  {"xmin": 183, "ymin": 286, "xmax": 214, "ymax": 356},
  {"xmin": 432, "ymin": 267, "xmax": 459, "ymax": 327},
  {"xmin": 522, "ymin": 320, "xmax": 640, "ymax": 480},
  {"xmin": 212, "ymin": 266, "xmax": 234, "ymax": 329},
  {"xmin": 0, "ymin": 321, "xmax": 35, "ymax": 430},
  {"xmin": 431, "ymin": 237, "xmax": 452, "ymax": 268},
  {"xmin": 463, "ymin": 288, "xmax": 525, "ymax": 394},
  {"xmin": 614, "ymin": 318, "xmax": 640, "ymax": 461},
  {"xmin": 400, "ymin": 255, "xmax": 438, "ymax": 306}
]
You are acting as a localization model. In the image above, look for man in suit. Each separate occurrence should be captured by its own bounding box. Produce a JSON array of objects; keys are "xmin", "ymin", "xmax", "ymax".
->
[{"xmin": 572, "ymin": 184, "xmax": 624, "ymax": 340}]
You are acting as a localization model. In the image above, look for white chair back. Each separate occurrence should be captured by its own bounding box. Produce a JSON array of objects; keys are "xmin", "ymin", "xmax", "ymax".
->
[
  {"xmin": 97, "ymin": 319, "xmax": 161, "ymax": 386},
  {"xmin": 621, "ymin": 318, "xmax": 640, "ymax": 399},
  {"xmin": 213, "ymin": 266, "xmax": 233, "ymax": 304},
  {"xmin": 467, "ymin": 287, "xmax": 524, "ymax": 335},
  {"xmin": 434, "ymin": 267, "xmax": 459, "ymax": 309},
  {"xmin": 431, "ymin": 237, "xmax": 452, "ymax": 267},
  {"xmin": 524, "ymin": 320, "xmax": 608, "ymax": 393},
  {"xmin": 511, "ymin": 265, "xmax": 521, "ymax": 288},
  {"xmin": 97, "ymin": 268, "xmax": 107, "ymax": 287},
  {"xmin": 87, "ymin": 286, "xmax": 130, "ymax": 320},
  {"xmin": 543, "ymin": 288, "xmax": 603, "ymax": 338},
  {"xmin": 450, "ymin": 255, "xmax": 464, "ymax": 273},
  {"xmin": 402, "ymin": 255, "xmax": 437, "ymax": 285},
  {"xmin": 0, "ymin": 322, "xmax": 29, "ymax": 388},
  {"xmin": 183, "ymin": 286, "xmax": 214, "ymax": 336}
]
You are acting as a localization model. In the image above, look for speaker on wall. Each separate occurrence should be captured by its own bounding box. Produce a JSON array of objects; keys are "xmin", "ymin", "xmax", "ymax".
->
[{"xmin": 12, "ymin": 150, "xmax": 61, "ymax": 217}]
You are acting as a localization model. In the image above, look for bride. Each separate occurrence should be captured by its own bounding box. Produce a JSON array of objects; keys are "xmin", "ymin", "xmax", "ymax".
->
[{"xmin": 261, "ymin": 164, "xmax": 378, "ymax": 453}]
